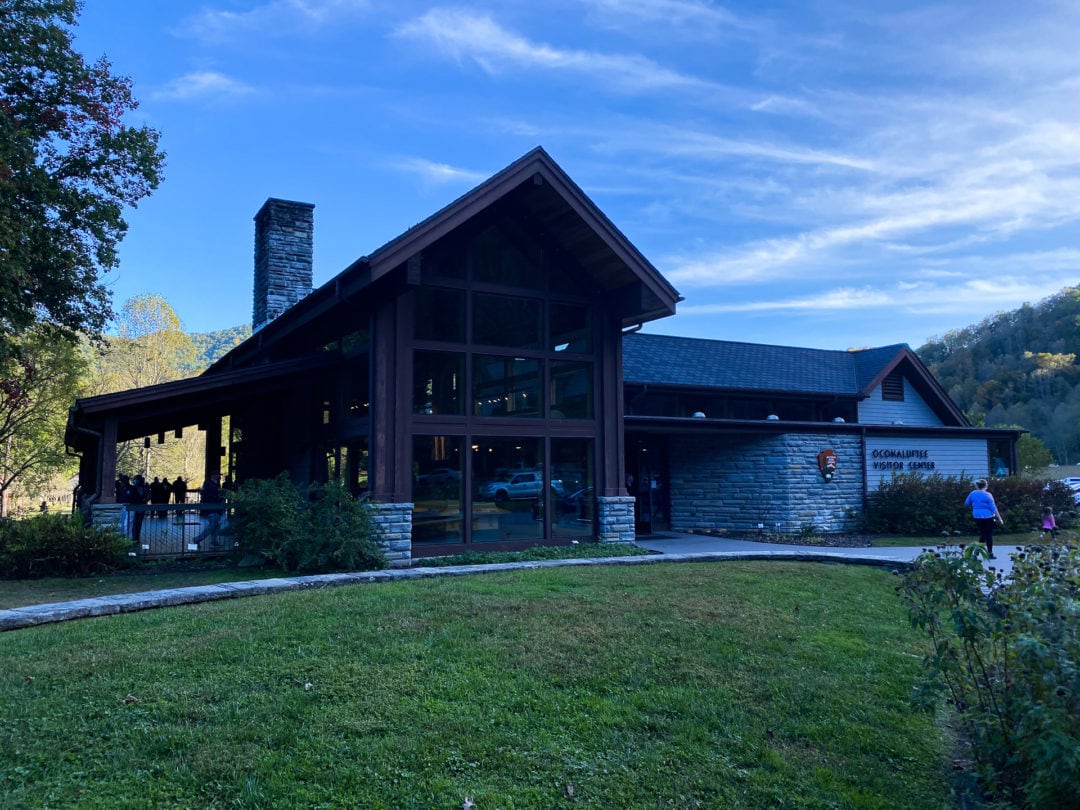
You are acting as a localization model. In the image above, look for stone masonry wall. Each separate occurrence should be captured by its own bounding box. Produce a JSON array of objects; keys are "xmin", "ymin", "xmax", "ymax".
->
[
  {"xmin": 253, "ymin": 199, "xmax": 314, "ymax": 330},
  {"xmin": 90, "ymin": 503, "xmax": 125, "ymax": 531},
  {"xmin": 597, "ymin": 495, "xmax": 636, "ymax": 544},
  {"xmin": 366, "ymin": 501, "xmax": 413, "ymax": 568},
  {"xmin": 668, "ymin": 433, "xmax": 864, "ymax": 535}
]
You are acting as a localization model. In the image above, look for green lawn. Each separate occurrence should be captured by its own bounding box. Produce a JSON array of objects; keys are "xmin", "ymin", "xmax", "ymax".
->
[
  {"xmin": 0, "ymin": 543, "xmax": 647, "ymax": 610},
  {"xmin": 0, "ymin": 563, "xmax": 288, "ymax": 610},
  {"xmin": 1, "ymin": 562, "xmax": 953, "ymax": 808},
  {"xmin": 2, "ymin": 532, "xmax": 1056, "ymax": 610},
  {"xmin": 868, "ymin": 531, "xmax": 1053, "ymax": 548}
]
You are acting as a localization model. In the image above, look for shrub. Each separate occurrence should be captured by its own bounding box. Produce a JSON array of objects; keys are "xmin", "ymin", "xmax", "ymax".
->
[
  {"xmin": 227, "ymin": 472, "xmax": 306, "ymax": 568},
  {"xmin": 303, "ymin": 480, "xmax": 385, "ymax": 573},
  {"xmin": 991, "ymin": 476, "xmax": 1076, "ymax": 531},
  {"xmin": 898, "ymin": 542, "xmax": 1080, "ymax": 806},
  {"xmin": 0, "ymin": 513, "xmax": 129, "ymax": 578},
  {"xmin": 229, "ymin": 473, "xmax": 386, "ymax": 574},
  {"xmin": 864, "ymin": 472, "xmax": 1075, "ymax": 535},
  {"xmin": 862, "ymin": 472, "xmax": 972, "ymax": 535}
]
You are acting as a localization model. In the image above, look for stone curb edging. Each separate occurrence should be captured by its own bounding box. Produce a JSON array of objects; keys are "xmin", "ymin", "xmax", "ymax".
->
[{"xmin": 0, "ymin": 551, "xmax": 914, "ymax": 632}]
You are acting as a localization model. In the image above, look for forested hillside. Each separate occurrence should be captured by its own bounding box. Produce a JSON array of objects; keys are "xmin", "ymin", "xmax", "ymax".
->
[
  {"xmin": 188, "ymin": 325, "xmax": 252, "ymax": 371},
  {"xmin": 918, "ymin": 287, "xmax": 1080, "ymax": 463}
]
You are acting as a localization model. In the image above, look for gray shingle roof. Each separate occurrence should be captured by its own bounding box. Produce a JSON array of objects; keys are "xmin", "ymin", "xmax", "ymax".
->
[{"xmin": 622, "ymin": 333, "xmax": 910, "ymax": 396}]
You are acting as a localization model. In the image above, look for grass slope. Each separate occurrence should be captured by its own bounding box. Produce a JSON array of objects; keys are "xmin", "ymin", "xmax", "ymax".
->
[{"xmin": 1, "ymin": 562, "xmax": 951, "ymax": 809}]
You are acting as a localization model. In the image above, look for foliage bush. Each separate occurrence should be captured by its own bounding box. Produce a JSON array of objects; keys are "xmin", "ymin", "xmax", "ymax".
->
[
  {"xmin": 229, "ymin": 473, "xmax": 386, "ymax": 573},
  {"xmin": 898, "ymin": 541, "xmax": 1080, "ymax": 807},
  {"xmin": 863, "ymin": 472, "xmax": 1075, "ymax": 535},
  {"xmin": 0, "ymin": 513, "xmax": 129, "ymax": 578},
  {"xmin": 303, "ymin": 479, "xmax": 385, "ymax": 573},
  {"xmin": 226, "ymin": 472, "xmax": 304, "ymax": 566}
]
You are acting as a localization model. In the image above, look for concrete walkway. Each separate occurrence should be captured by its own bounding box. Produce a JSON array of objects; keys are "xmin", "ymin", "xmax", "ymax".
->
[
  {"xmin": 635, "ymin": 533, "xmax": 1018, "ymax": 580},
  {"xmin": 0, "ymin": 533, "xmax": 1014, "ymax": 632}
]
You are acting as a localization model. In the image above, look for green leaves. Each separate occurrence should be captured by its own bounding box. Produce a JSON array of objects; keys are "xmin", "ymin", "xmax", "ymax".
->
[
  {"xmin": 0, "ymin": 0, "xmax": 165, "ymax": 360},
  {"xmin": 0, "ymin": 511, "xmax": 128, "ymax": 578},
  {"xmin": 864, "ymin": 472, "xmax": 1076, "ymax": 535},
  {"xmin": 0, "ymin": 327, "xmax": 87, "ymax": 514},
  {"xmin": 899, "ymin": 541, "xmax": 1080, "ymax": 805},
  {"xmin": 228, "ymin": 473, "xmax": 386, "ymax": 574}
]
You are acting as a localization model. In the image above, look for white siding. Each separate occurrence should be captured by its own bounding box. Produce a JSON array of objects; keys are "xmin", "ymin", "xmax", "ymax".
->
[
  {"xmin": 858, "ymin": 377, "xmax": 941, "ymax": 426},
  {"xmin": 865, "ymin": 435, "xmax": 988, "ymax": 490}
]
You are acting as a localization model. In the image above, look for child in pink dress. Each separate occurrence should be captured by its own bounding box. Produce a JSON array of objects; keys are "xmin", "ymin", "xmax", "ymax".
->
[{"xmin": 1041, "ymin": 506, "xmax": 1057, "ymax": 539}]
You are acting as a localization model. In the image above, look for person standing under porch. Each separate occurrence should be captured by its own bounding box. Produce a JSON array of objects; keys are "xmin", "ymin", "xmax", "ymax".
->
[
  {"xmin": 149, "ymin": 477, "xmax": 168, "ymax": 518},
  {"xmin": 964, "ymin": 478, "xmax": 1003, "ymax": 558},
  {"xmin": 171, "ymin": 476, "xmax": 187, "ymax": 504},
  {"xmin": 191, "ymin": 473, "xmax": 224, "ymax": 549},
  {"xmin": 126, "ymin": 475, "xmax": 151, "ymax": 543}
]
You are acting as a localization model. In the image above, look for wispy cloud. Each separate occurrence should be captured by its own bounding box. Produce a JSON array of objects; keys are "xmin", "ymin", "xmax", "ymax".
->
[
  {"xmin": 395, "ymin": 7, "xmax": 715, "ymax": 93},
  {"xmin": 151, "ymin": 71, "xmax": 258, "ymax": 102},
  {"xmin": 750, "ymin": 94, "xmax": 823, "ymax": 118},
  {"xmin": 181, "ymin": 0, "xmax": 369, "ymax": 43},
  {"xmin": 679, "ymin": 275, "xmax": 1078, "ymax": 318},
  {"xmin": 649, "ymin": 127, "xmax": 878, "ymax": 172},
  {"xmin": 391, "ymin": 157, "xmax": 488, "ymax": 187},
  {"xmin": 582, "ymin": 0, "xmax": 751, "ymax": 32},
  {"xmin": 655, "ymin": 87, "xmax": 1080, "ymax": 287}
]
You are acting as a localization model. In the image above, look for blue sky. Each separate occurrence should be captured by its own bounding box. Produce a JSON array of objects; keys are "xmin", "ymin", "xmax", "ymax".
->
[{"xmin": 73, "ymin": 0, "xmax": 1080, "ymax": 350}]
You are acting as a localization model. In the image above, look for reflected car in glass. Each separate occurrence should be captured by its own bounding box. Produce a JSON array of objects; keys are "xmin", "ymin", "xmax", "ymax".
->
[
  {"xmin": 478, "ymin": 471, "xmax": 563, "ymax": 502},
  {"xmin": 418, "ymin": 467, "xmax": 461, "ymax": 484}
]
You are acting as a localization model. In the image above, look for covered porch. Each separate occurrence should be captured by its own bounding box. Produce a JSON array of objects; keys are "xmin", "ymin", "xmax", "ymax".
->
[{"xmin": 65, "ymin": 354, "xmax": 340, "ymax": 521}]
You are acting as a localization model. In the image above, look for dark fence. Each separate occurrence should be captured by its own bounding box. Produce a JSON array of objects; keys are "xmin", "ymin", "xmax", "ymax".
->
[{"xmin": 120, "ymin": 501, "xmax": 232, "ymax": 559}]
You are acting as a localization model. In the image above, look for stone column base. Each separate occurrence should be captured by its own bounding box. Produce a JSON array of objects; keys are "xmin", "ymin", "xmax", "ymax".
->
[
  {"xmin": 597, "ymin": 496, "xmax": 636, "ymax": 544},
  {"xmin": 90, "ymin": 503, "xmax": 125, "ymax": 530},
  {"xmin": 366, "ymin": 502, "xmax": 413, "ymax": 567}
]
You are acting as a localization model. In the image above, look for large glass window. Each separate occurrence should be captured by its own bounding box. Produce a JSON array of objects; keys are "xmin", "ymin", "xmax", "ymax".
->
[
  {"xmin": 412, "ymin": 436, "xmax": 464, "ymax": 544},
  {"xmin": 550, "ymin": 361, "xmax": 593, "ymax": 419},
  {"xmin": 346, "ymin": 356, "xmax": 370, "ymax": 418},
  {"xmin": 988, "ymin": 440, "xmax": 1012, "ymax": 477},
  {"xmin": 552, "ymin": 438, "xmax": 594, "ymax": 540},
  {"xmin": 473, "ymin": 355, "xmax": 542, "ymax": 418},
  {"xmin": 415, "ymin": 287, "xmax": 465, "ymax": 343},
  {"xmin": 550, "ymin": 303, "xmax": 591, "ymax": 353},
  {"xmin": 319, "ymin": 439, "xmax": 369, "ymax": 495},
  {"xmin": 470, "ymin": 223, "xmax": 543, "ymax": 290},
  {"xmin": 473, "ymin": 293, "xmax": 542, "ymax": 349},
  {"xmin": 312, "ymin": 382, "xmax": 334, "ymax": 426},
  {"xmin": 471, "ymin": 438, "xmax": 544, "ymax": 543},
  {"xmin": 414, "ymin": 350, "xmax": 465, "ymax": 416},
  {"xmin": 421, "ymin": 237, "xmax": 466, "ymax": 281},
  {"xmin": 549, "ymin": 253, "xmax": 591, "ymax": 295}
]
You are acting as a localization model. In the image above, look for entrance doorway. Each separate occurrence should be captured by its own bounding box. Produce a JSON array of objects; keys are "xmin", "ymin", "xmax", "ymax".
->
[{"xmin": 626, "ymin": 435, "xmax": 668, "ymax": 534}]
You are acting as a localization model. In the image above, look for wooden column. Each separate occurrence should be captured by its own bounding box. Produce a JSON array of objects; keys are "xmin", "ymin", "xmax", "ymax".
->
[
  {"xmin": 370, "ymin": 298, "xmax": 399, "ymax": 503},
  {"xmin": 599, "ymin": 312, "xmax": 627, "ymax": 497},
  {"xmin": 100, "ymin": 417, "xmax": 118, "ymax": 504},
  {"xmin": 202, "ymin": 419, "xmax": 222, "ymax": 483}
]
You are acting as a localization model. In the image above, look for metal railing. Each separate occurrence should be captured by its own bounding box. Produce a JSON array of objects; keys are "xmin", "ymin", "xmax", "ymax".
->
[{"xmin": 119, "ymin": 502, "xmax": 233, "ymax": 559}]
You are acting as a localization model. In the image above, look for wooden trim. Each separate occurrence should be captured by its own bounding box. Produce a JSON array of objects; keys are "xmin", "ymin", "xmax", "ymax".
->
[
  {"xmin": 100, "ymin": 418, "xmax": 118, "ymax": 504},
  {"xmin": 370, "ymin": 298, "xmax": 398, "ymax": 502}
]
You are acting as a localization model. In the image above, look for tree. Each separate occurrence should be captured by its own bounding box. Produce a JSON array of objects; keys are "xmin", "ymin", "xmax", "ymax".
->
[
  {"xmin": 0, "ymin": 0, "xmax": 165, "ymax": 361},
  {"xmin": 88, "ymin": 294, "xmax": 198, "ymax": 479},
  {"xmin": 919, "ymin": 286, "xmax": 1080, "ymax": 464},
  {"xmin": 1016, "ymin": 432, "xmax": 1054, "ymax": 472},
  {"xmin": 95, "ymin": 294, "xmax": 197, "ymax": 393},
  {"xmin": 0, "ymin": 327, "xmax": 87, "ymax": 516},
  {"xmin": 988, "ymin": 422, "xmax": 1054, "ymax": 472}
]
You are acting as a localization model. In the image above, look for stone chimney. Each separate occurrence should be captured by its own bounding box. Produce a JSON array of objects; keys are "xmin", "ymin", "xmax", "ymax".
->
[{"xmin": 253, "ymin": 198, "xmax": 314, "ymax": 331}]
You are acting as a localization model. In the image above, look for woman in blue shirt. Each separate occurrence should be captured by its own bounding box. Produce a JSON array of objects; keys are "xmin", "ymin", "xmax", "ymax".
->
[{"xmin": 964, "ymin": 478, "xmax": 1003, "ymax": 558}]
